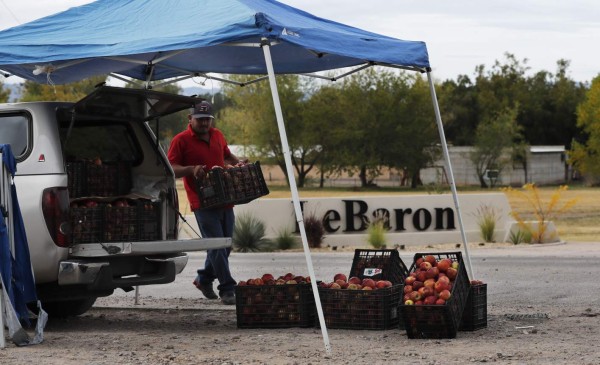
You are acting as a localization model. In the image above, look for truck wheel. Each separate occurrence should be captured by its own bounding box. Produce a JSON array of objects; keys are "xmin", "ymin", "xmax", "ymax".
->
[{"xmin": 42, "ymin": 297, "xmax": 97, "ymax": 317}]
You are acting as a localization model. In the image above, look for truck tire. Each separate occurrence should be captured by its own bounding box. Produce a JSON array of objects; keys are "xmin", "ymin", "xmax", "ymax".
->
[{"xmin": 42, "ymin": 297, "xmax": 97, "ymax": 317}]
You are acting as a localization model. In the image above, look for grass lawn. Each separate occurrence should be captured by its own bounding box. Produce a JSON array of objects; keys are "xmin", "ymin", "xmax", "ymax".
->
[{"xmin": 178, "ymin": 181, "xmax": 600, "ymax": 242}]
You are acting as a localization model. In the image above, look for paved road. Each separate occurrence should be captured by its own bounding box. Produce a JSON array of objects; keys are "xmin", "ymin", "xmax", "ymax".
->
[{"xmin": 97, "ymin": 241, "xmax": 600, "ymax": 311}]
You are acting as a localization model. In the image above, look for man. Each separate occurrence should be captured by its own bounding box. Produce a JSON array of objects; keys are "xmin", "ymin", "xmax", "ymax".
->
[{"xmin": 167, "ymin": 100, "xmax": 243, "ymax": 305}]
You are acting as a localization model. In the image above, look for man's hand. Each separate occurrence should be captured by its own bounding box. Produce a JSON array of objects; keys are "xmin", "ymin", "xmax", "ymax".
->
[{"xmin": 193, "ymin": 165, "xmax": 206, "ymax": 180}]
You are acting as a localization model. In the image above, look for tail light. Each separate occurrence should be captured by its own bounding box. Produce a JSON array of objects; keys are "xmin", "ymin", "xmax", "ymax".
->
[{"xmin": 42, "ymin": 187, "xmax": 70, "ymax": 247}]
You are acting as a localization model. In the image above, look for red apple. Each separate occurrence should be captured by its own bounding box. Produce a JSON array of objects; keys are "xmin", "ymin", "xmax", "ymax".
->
[
  {"xmin": 335, "ymin": 279, "xmax": 346, "ymax": 287},
  {"xmin": 415, "ymin": 257, "xmax": 424, "ymax": 266},
  {"xmin": 330, "ymin": 282, "xmax": 341, "ymax": 289},
  {"xmin": 423, "ymin": 295, "xmax": 437, "ymax": 305},
  {"xmin": 419, "ymin": 261, "xmax": 432, "ymax": 271},
  {"xmin": 347, "ymin": 283, "xmax": 360, "ymax": 290},
  {"xmin": 403, "ymin": 285, "xmax": 413, "ymax": 294},
  {"xmin": 409, "ymin": 291, "xmax": 422, "ymax": 302},
  {"xmin": 237, "ymin": 280, "xmax": 247, "ymax": 286},
  {"xmin": 446, "ymin": 267, "xmax": 458, "ymax": 280},
  {"xmin": 435, "ymin": 298, "xmax": 446, "ymax": 305},
  {"xmin": 404, "ymin": 276, "xmax": 416, "ymax": 286},
  {"xmin": 412, "ymin": 280, "xmax": 424, "ymax": 290},
  {"xmin": 434, "ymin": 280, "xmax": 449, "ymax": 293},
  {"xmin": 376, "ymin": 280, "xmax": 388, "ymax": 289},
  {"xmin": 333, "ymin": 273, "xmax": 348, "ymax": 282},
  {"xmin": 362, "ymin": 278, "xmax": 376, "ymax": 289},
  {"xmin": 261, "ymin": 273, "xmax": 274, "ymax": 282},
  {"xmin": 425, "ymin": 267, "xmax": 439, "ymax": 279},
  {"xmin": 416, "ymin": 271, "xmax": 427, "ymax": 282},
  {"xmin": 348, "ymin": 276, "xmax": 362, "ymax": 285},
  {"xmin": 439, "ymin": 289, "xmax": 452, "ymax": 301},
  {"xmin": 437, "ymin": 259, "xmax": 452, "ymax": 272},
  {"xmin": 424, "ymin": 278, "xmax": 435, "ymax": 289},
  {"xmin": 424, "ymin": 255, "xmax": 437, "ymax": 266},
  {"xmin": 422, "ymin": 287, "xmax": 435, "ymax": 298}
]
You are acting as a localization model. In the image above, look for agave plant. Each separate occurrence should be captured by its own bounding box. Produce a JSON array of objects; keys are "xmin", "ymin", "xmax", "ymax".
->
[{"xmin": 232, "ymin": 212, "xmax": 273, "ymax": 252}]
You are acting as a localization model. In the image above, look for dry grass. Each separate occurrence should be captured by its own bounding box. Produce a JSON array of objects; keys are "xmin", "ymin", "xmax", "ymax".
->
[{"xmin": 178, "ymin": 180, "xmax": 600, "ymax": 242}]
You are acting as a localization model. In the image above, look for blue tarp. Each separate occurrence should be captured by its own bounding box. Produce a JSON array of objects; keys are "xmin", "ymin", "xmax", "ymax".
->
[
  {"xmin": 0, "ymin": 0, "xmax": 429, "ymax": 84},
  {"xmin": 0, "ymin": 144, "xmax": 38, "ymax": 325}
]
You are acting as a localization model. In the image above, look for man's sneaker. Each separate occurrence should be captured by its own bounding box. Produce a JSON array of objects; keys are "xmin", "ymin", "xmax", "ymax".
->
[
  {"xmin": 192, "ymin": 277, "xmax": 218, "ymax": 299},
  {"xmin": 221, "ymin": 292, "xmax": 236, "ymax": 305}
]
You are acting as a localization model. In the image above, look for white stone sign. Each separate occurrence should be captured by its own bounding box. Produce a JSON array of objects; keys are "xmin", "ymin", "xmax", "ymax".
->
[{"xmin": 234, "ymin": 193, "xmax": 513, "ymax": 247}]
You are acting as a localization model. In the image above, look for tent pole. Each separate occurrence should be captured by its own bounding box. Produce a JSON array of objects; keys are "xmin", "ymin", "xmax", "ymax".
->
[
  {"xmin": 426, "ymin": 71, "xmax": 474, "ymax": 279},
  {"xmin": 261, "ymin": 39, "xmax": 332, "ymax": 355}
]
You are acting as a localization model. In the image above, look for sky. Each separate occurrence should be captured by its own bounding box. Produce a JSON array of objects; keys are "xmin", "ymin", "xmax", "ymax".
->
[{"xmin": 0, "ymin": 0, "xmax": 599, "ymax": 86}]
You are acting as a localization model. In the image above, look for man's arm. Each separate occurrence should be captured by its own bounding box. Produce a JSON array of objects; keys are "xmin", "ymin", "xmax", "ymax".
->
[{"xmin": 171, "ymin": 163, "xmax": 206, "ymax": 179}]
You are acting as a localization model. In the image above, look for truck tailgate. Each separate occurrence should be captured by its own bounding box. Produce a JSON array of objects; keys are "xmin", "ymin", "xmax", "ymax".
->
[{"xmin": 69, "ymin": 237, "xmax": 231, "ymax": 257}]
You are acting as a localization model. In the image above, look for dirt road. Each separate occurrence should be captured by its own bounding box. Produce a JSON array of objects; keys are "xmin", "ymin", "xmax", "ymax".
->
[{"xmin": 1, "ymin": 242, "xmax": 599, "ymax": 364}]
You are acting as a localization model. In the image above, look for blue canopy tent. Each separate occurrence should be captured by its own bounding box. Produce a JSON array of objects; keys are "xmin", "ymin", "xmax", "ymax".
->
[{"xmin": 0, "ymin": 0, "xmax": 473, "ymax": 352}]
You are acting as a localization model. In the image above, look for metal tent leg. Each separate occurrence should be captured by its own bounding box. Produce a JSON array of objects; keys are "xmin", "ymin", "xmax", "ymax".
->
[
  {"xmin": 426, "ymin": 71, "xmax": 475, "ymax": 279},
  {"xmin": 261, "ymin": 39, "xmax": 332, "ymax": 355}
]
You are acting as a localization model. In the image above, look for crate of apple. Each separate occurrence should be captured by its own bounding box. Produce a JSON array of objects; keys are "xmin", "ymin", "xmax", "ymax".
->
[
  {"xmin": 401, "ymin": 252, "xmax": 470, "ymax": 339},
  {"xmin": 349, "ymin": 249, "xmax": 409, "ymax": 285},
  {"xmin": 235, "ymin": 273, "xmax": 315, "ymax": 328},
  {"xmin": 316, "ymin": 273, "xmax": 402, "ymax": 330},
  {"xmin": 459, "ymin": 280, "xmax": 487, "ymax": 331}
]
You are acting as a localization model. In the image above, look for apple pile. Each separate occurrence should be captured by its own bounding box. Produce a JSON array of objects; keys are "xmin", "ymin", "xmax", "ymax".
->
[
  {"xmin": 318, "ymin": 273, "xmax": 393, "ymax": 290},
  {"xmin": 237, "ymin": 272, "xmax": 311, "ymax": 286},
  {"xmin": 403, "ymin": 255, "xmax": 460, "ymax": 306}
]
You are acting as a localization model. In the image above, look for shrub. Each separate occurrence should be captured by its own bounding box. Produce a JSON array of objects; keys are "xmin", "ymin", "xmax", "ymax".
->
[
  {"xmin": 232, "ymin": 212, "xmax": 273, "ymax": 252},
  {"xmin": 473, "ymin": 204, "xmax": 501, "ymax": 242},
  {"xmin": 502, "ymin": 184, "xmax": 578, "ymax": 243},
  {"xmin": 274, "ymin": 227, "xmax": 299, "ymax": 250},
  {"xmin": 367, "ymin": 220, "xmax": 387, "ymax": 249},
  {"xmin": 508, "ymin": 229, "xmax": 532, "ymax": 245},
  {"xmin": 303, "ymin": 213, "xmax": 325, "ymax": 248}
]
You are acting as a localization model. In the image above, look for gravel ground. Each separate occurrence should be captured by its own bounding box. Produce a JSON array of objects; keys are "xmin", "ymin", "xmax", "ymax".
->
[{"xmin": 1, "ymin": 242, "xmax": 600, "ymax": 365}]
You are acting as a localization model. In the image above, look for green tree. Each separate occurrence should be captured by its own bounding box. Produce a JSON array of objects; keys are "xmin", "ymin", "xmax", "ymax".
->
[
  {"xmin": 220, "ymin": 75, "xmax": 321, "ymax": 187},
  {"xmin": 0, "ymin": 81, "xmax": 10, "ymax": 102},
  {"xmin": 19, "ymin": 76, "xmax": 107, "ymax": 101},
  {"xmin": 570, "ymin": 75, "xmax": 600, "ymax": 178},
  {"xmin": 471, "ymin": 106, "xmax": 522, "ymax": 188}
]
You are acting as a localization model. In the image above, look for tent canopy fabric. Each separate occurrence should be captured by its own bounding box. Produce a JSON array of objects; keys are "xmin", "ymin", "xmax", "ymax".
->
[{"xmin": 0, "ymin": 0, "xmax": 429, "ymax": 84}]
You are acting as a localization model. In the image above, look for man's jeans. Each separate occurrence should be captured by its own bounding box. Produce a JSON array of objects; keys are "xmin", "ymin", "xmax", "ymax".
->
[{"xmin": 193, "ymin": 207, "xmax": 236, "ymax": 296}]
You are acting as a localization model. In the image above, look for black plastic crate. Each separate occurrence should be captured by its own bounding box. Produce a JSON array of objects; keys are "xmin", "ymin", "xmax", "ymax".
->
[
  {"xmin": 401, "ymin": 252, "xmax": 469, "ymax": 339},
  {"xmin": 197, "ymin": 161, "xmax": 269, "ymax": 209},
  {"xmin": 318, "ymin": 284, "xmax": 402, "ymax": 330},
  {"xmin": 86, "ymin": 161, "xmax": 132, "ymax": 197},
  {"xmin": 104, "ymin": 200, "xmax": 137, "ymax": 242},
  {"xmin": 137, "ymin": 200, "xmax": 161, "ymax": 241},
  {"xmin": 235, "ymin": 284, "xmax": 315, "ymax": 328},
  {"xmin": 67, "ymin": 161, "xmax": 87, "ymax": 199},
  {"xmin": 460, "ymin": 283, "xmax": 487, "ymax": 331},
  {"xmin": 70, "ymin": 203, "xmax": 104, "ymax": 244},
  {"xmin": 349, "ymin": 249, "xmax": 409, "ymax": 284}
]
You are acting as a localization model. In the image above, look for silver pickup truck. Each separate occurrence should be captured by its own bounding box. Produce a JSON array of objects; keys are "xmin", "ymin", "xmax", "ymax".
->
[{"xmin": 0, "ymin": 86, "xmax": 229, "ymax": 316}]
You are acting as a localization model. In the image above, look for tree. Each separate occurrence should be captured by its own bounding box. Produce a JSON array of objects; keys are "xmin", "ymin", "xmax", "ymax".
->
[
  {"xmin": 19, "ymin": 76, "xmax": 107, "ymax": 102},
  {"xmin": 220, "ymin": 75, "xmax": 321, "ymax": 187},
  {"xmin": 570, "ymin": 75, "xmax": 600, "ymax": 179},
  {"xmin": 0, "ymin": 81, "xmax": 9, "ymax": 102},
  {"xmin": 471, "ymin": 106, "xmax": 522, "ymax": 188}
]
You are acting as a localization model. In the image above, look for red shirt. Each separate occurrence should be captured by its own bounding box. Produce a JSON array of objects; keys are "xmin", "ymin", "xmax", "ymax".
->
[{"xmin": 167, "ymin": 124, "xmax": 232, "ymax": 210}]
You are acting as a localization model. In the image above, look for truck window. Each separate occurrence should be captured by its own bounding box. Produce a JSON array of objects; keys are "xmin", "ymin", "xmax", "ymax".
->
[
  {"xmin": 60, "ymin": 122, "xmax": 142, "ymax": 164},
  {"xmin": 0, "ymin": 112, "xmax": 30, "ymax": 159}
]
